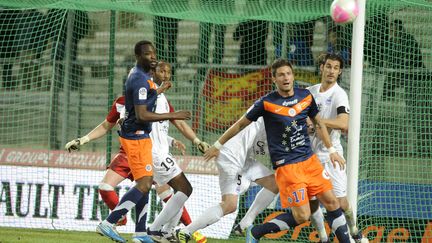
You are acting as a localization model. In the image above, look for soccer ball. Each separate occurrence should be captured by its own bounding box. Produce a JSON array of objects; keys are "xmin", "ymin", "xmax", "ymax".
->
[{"xmin": 330, "ymin": 0, "xmax": 359, "ymax": 24}]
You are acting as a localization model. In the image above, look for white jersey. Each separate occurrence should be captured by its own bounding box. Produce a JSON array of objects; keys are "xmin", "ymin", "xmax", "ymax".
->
[
  {"xmin": 219, "ymin": 117, "xmax": 268, "ymax": 169},
  {"xmin": 217, "ymin": 117, "xmax": 272, "ymax": 195},
  {"xmin": 308, "ymin": 83, "xmax": 350, "ymax": 157},
  {"xmin": 150, "ymin": 93, "xmax": 171, "ymax": 157},
  {"xmin": 149, "ymin": 92, "xmax": 183, "ymax": 185}
]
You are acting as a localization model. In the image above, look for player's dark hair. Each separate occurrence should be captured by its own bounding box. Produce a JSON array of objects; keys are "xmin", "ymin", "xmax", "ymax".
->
[
  {"xmin": 134, "ymin": 40, "xmax": 153, "ymax": 55},
  {"xmin": 271, "ymin": 59, "xmax": 293, "ymax": 77},
  {"xmin": 322, "ymin": 53, "xmax": 344, "ymax": 69}
]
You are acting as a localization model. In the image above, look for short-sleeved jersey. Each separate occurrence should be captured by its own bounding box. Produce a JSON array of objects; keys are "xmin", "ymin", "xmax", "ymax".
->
[
  {"xmin": 106, "ymin": 96, "xmax": 126, "ymax": 153},
  {"xmin": 219, "ymin": 117, "xmax": 268, "ymax": 168},
  {"xmin": 246, "ymin": 88, "xmax": 319, "ymax": 169},
  {"xmin": 120, "ymin": 65, "xmax": 158, "ymax": 140},
  {"xmin": 308, "ymin": 83, "xmax": 350, "ymax": 156},
  {"xmin": 150, "ymin": 92, "xmax": 175, "ymax": 157}
]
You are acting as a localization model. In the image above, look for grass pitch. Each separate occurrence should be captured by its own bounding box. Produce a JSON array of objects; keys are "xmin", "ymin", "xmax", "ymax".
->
[{"xmin": 0, "ymin": 227, "xmax": 290, "ymax": 243}]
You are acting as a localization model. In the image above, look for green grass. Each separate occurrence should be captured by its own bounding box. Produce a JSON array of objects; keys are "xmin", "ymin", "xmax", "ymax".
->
[
  {"xmin": 0, "ymin": 227, "xmax": 296, "ymax": 243},
  {"xmin": 0, "ymin": 227, "xmax": 242, "ymax": 243}
]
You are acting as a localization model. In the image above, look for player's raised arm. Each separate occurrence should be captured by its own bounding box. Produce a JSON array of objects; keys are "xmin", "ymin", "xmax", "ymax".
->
[
  {"xmin": 311, "ymin": 113, "xmax": 345, "ymax": 169},
  {"xmin": 171, "ymin": 119, "xmax": 210, "ymax": 154},
  {"xmin": 65, "ymin": 94, "xmax": 123, "ymax": 153},
  {"xmin": 204, "ymin": 115, "xmax": 252, "ymax": 161},
  {"xmin": 65, "ymin": 119, "xmax": 115, "ymax": 152},
  {"xmin": 135, "ymin": 105, "xmax": 191, "ymax": 123}
]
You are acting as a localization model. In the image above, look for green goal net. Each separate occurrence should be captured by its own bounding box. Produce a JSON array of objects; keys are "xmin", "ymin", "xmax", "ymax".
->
[{"xmin": 0, "ymin": 0, "xmax": 431, "ymax": 242}]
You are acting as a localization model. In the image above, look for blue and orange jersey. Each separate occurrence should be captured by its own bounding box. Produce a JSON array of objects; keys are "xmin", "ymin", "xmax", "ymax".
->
[
  {"xmin": 246, "ymin": 88, "xmax": 319, "ymax": 169},
  {"xmin": 120, "ymin": 64, "xmax": 158, "ymax": 140}
]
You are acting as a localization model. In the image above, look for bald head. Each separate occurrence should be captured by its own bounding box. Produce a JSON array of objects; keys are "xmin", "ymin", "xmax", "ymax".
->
[{"xmin": 154, "ymin": 61, "xmax": 172, "ymax": 85}]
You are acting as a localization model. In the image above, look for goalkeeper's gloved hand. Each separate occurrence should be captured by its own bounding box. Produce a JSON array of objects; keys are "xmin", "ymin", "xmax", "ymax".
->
[
  {"xmin": 65, "ymin": 135, "xmax": 90, "ymax": 152},
  {"xmin": 193, "ymin": 138, "xmax": 210, "ymax": 154}
]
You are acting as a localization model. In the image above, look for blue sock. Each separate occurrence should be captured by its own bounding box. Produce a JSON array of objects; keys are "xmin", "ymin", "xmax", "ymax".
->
[
  {"xmin": 326, "ymin": 208, "xmax": 350, "ymax": 243},
  {"xmin": 106, "ymin": 187, "xmax": 145, "ymax": 224},
  {"xmin": 251, "ymin": 212, "xmax": 297, "ymax": 239},
  {"xmin": 134, "ymin": 193, "xmax": 149, "ymax": 232}
]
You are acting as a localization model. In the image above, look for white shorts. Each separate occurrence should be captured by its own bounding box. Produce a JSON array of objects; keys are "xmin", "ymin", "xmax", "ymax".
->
[
  {"xmin": 317, "ymin": 153, "xmax": 347, "ymax": 198},
  {"xmin": 152, "ymin": 153, "xmax": 182, "ymax": 186},
  {"xmin": 217, "ymin": 152, "xmax": 273, "ymax": 196}
]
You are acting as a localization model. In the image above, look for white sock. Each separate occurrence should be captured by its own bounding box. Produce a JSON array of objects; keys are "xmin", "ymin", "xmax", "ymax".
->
[
  {"xmin": 344, "ymin": 207, "xmax": 359, "ymax": 235},
  {"xmin": 239, "ymin": 188, "xmax": 276, "ymax": 230},
  {"xmin": 310, "ymin": 206, "xmax": 328, "ymax": 242},
  {"xmin": 163, "ymin": 207, "xmax": 183, "ymax": 233},
  {"xmin": 184, "ymin": 204, "xmax": 224, "ymax": 234},
  {"xmin": 158, "ymin": 189, "xmax": 173, "ymax": 202},
  {"xmin": 150, "ymin": 191, "xmax": 188, "ymax": 231}
]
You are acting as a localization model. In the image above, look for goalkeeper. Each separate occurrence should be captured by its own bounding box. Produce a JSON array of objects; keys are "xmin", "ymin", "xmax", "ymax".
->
[{"xmin": 65, "ymin": 61, "xmax": 209, "ymax": 243}]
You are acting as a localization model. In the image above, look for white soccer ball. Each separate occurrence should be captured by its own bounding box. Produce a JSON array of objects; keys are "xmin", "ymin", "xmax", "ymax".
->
[{"xmin": 330, "ymin": 0, "xmax": 359, "ymax": 24}]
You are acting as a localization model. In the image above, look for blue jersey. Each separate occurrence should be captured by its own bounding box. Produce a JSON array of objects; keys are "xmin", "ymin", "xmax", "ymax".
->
[
  {"xmin": 246, "ymin": 88, "xmax": 319, "ymax": 169},
  {"xmin": 120, "ymin": 65, "xmax": 158, "ymax": 140}
]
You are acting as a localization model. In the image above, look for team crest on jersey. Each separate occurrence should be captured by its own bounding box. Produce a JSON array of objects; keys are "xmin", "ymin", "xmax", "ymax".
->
[
  {"xmin": 138, "ymin": 87, "xmax": 147, "ymax": 100},
  {"xmin": 287, "ymin": 197, "xmax": 293, "ymax": 204},
  {"xmin": 322, "ymin": 169, "xmax": 330, "ymax": 180},
  {"xmin": 146, "ymin": 164, "xmax": 152, "ymax": 172},
  {"xmin": 326, "ymin": 97, "xmax": 332, "ymax": 105},
  {"xmin": 288, "ymin": 108, "xmax": 296, "ymax": 117}
]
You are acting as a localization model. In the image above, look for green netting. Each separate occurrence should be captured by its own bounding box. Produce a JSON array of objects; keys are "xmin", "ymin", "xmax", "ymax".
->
[{"xmin": 0, "ymin": 0, "xmax": 431, "ymax": 242}]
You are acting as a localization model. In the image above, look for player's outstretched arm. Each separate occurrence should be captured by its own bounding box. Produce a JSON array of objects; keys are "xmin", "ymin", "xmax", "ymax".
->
[
  {"xmin": 311, "ymin": 114, "xmax": 345, "ymax": 169},
  {"xmin": 204, "ymin": 115, "xmax": 252, "ymax": 161},
  {"xmin": 135, "ymin": 105, "xmax": 191, "ymax": 123},
  {"xmin": 65, "ymin": 119, "xmax": 116, "ymax": 152},
  {"xmin": 171, "ymin": 119, "xmax": 210, "ymax": 154}
]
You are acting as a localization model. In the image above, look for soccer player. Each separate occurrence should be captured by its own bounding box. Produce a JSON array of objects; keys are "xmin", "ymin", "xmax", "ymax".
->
[
  {"xmin": 94, "ymin": 40, "xmax": 190, "ymax": 243},
  {"xmin": 175, "ymin": 117, "xmax": 279, "ymax": 242},
  {"xmin": 144, "ymin": 61, "xmax": 206, "ymax": 242},
  {"xmin": 204, "ymin": 59, "xmax": 351, "ymax": 243},
  {"xmin": 308, "ymin": 53, "xmax": 367, "ymax": 243},
  {"xmin": 65, "ymin": 61, "xmax": 209, "ymax": 243}
]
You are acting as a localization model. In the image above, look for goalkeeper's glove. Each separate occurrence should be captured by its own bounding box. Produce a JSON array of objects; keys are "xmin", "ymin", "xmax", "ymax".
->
[
  {"xmin": 65, "ymin": 135, "xmax": 90, "ymax": 152},
  {"xmin": 193, "ymin": 138, "xmax": 210, "ymax": 154}
]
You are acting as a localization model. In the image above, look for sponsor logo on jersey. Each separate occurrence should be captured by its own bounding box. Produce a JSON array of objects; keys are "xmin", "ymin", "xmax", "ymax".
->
[
  {"xmin": 282, "ymin": 99, "xmax": 298, "ymax": 106},
  {"xmin": 275, "ymin": 159, "xmax": 285, "ymax": 166}
]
